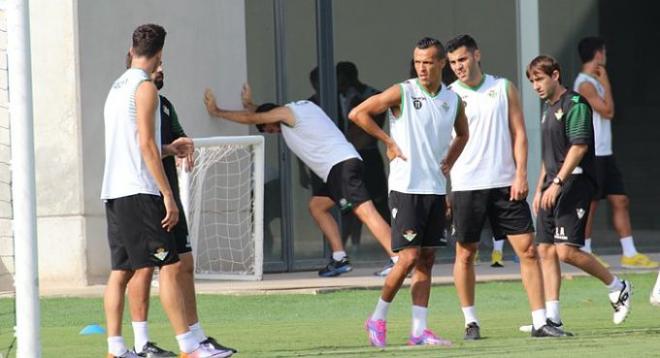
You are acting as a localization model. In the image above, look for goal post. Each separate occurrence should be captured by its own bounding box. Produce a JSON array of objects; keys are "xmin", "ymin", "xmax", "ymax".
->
[{"xmin": 180, "ymin": 135, "xmax": 264, "ymax": 281}]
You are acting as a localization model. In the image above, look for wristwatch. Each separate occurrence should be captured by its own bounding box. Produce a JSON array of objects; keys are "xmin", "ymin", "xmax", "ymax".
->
[{"xmin": 552, "ymin": 176, "xmax": 563, "ymax": 186}]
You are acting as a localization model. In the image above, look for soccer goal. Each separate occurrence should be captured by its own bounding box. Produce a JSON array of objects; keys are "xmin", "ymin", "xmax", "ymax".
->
[{"xmin": 180, "ymin": 136, "xmax": 264, "ymax": 281}]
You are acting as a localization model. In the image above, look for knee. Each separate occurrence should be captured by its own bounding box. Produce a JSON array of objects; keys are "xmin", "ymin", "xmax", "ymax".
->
[
  {"xmin": 455, "ymin": 244, "xmax": 477, "ymax": 265},
  {"xmin": 518, "ymin": 244, "xmax": 538, "ymax": 262},
  {"xmin": 556, "ymin": 246, "xmax": 575, "ymax": 263},
  {"xmin": 612, "ymin": 196, "xmax": 630, "ymax": 211},
  {"xmin": 398, "ymin": 250, "xmax": 421, "ymax": 270}
]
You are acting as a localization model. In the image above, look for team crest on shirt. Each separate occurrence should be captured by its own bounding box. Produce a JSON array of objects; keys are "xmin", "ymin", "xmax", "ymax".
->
[
  {"xmin": 392, "ymin": 208, "xmax": 398, "ymax": 219},
  {"xmin": 487, "ymin": 89, "xmax": 497, "ymax": 98},
  {"xmin": 413, "ymin": 99, "xmax": 423, "ymax": 110},
  {"xmin": 403, "ymin": 229, "xmax": 417, "ymax": 242},
  {"xmin": 554, "ymin": 108, "xmax": 564, "ymax": 120},
  {"xmin": 576, "ymin": 208, "xmax": 586, "ymax": 219},
  {"xmin": 441, "ymin": 102, "xmax": 450, "ymax": 112},
  {"xmin": 154, "ymin": 248, "xmax": 169, "ymax": 261}
]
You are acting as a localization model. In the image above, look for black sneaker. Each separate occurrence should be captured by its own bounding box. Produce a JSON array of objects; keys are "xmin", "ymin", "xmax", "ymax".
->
[
  {"xmin": 531, "ymin": 321, "xmax": 570, "ymax": 338},
  {"xmin": 201, "ymin": 336, "xmax": 238, "ymax": 353},
  {"xmin": 136, "ymin": 342, "xmax": 176, "ymax": 357},
  {"xmin": 546, "ymin": 319, "xmax": 574, "ymax": 336},
  {"xmin": 464, "ymin": 322, "xmax": 481, "ymax": 340},
  {"xmin": 318, "ymin": 257, "xmax": 352, "ymax": 277}
]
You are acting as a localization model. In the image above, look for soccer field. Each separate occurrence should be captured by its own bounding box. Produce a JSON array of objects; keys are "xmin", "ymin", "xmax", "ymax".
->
[{"xmin": 0, "ymin": 272, "xmax": 658, "ymax": 357}]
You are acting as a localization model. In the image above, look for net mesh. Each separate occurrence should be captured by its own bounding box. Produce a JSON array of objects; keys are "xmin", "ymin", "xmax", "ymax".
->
[{"xmin": 186, "ymin": 143, "xmax": 259, "ymax": 279}]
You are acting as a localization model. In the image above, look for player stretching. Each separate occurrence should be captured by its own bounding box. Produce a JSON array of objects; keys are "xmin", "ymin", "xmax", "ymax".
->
[
  {"xmin": 527, "ymin": 55, "xmax": 632, "ymax": 330},
  {"xmin": 352, "ymin": 37, "xmax": 468, "ymax": 347},
  {"xmin": 203, "ymin": 86, "xmax": 396, "ymax": 278}
]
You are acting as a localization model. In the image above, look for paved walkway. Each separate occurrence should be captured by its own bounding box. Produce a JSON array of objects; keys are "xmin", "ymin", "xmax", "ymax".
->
[{"xmin": 39, "ymin": 253, "xmax": 660, "ymax": 298}]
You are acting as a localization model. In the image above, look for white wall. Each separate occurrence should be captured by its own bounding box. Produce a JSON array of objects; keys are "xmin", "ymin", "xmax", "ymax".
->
[
  {"xmin": 29, "ymin": 0, "xmax": 249, "ymax": 285},
  {"xmin": 0, "ymin": 7, "xmax": 13, "ymax": 292}
]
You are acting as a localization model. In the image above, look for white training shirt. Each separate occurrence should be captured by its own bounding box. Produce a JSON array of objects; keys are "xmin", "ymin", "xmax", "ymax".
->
[
  {"xmin": 101, "ymin": 68, "xmax": 162, "ymax": 200},
  {"xmin": 573, "ymin": 72, "xmax": 612, "ymax": 156},
  {"xmin": 282, "ymin": 100, "xmax": 360, "ymax": 182},
  {"xmin": 449, "ymin": 74, "xmax": 516, "ymax": 191},
  {"xmin": 387, "ymin": 79, "xmax": 459, "ymax": 195}
]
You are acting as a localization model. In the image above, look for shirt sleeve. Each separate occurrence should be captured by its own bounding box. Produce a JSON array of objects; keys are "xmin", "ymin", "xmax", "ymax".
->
[
  {"xmin": 565, "ymin": 102, "xmax": 592, "ymax": 145},
  {"xmin": 168, "ymin": 101, "xmax": 187, "ymax": 139}
]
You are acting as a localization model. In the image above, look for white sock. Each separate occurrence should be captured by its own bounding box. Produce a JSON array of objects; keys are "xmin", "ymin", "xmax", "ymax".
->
[
  {"xmin": 371, "ymin": 298, "xmax": 390, "ymax": 321},
  {"xmin": 176, "ymin": 331, "xmax": 199, "ymax": 354},
  {"xmin": 391, "ymin": 255, "xmax": 399, "ymax": 263},
  {"xmin": 461, "ymin": 306, "xmax": 479, "ymax": 326},
  {"xmin": 531, "ymin": 309, "xmax": 547, "ymax": 330},
  {"xmin": 545, "ymin": 300, "xmax": 561, "ymax": 324},
  {"xmin": 620, "ymin": 236, "xmax": 638, "ymax": 257},
  {"xmin": 189, "ymin": 322, "xmax": 208, "ymax": 343},
  {"xmin": 607, "ymin": 276, "xmax": 624, "ymax": 293},
  {"xmin": 493, "ymin": 238, "xmax": 504, "ymax": 252},
  {"xmin": 332, "ymin": 251, "xmax": 347, "ymax": 261},
  {"xmin": 654, "ymin": 271, "xmax": 660, "ymax": 292},
  {"xmin": 108, "ymin": 336, "xmax": 128, "ymax": 357},
  {"xmin": 411, "ymin": 305, "xmax": 428, "ymax": 337},
  {"xmin": 581, "ymin": 238, "xmax": 592, "ymax": 253},
  {"xmin": 131, "ymin": 321, "xmax": 149, "ymax": 353}
]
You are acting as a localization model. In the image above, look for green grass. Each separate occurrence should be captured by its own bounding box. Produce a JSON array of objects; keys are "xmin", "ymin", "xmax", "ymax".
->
[{"xmin": 1, "ymin": 272, "xmax": 659, "ymax": 357}]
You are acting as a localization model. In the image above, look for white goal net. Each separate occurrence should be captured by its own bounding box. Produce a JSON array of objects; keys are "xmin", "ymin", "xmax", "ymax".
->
[{"xmin": 180, "ymin": 136, "xmax": 264, "ymax": 281}]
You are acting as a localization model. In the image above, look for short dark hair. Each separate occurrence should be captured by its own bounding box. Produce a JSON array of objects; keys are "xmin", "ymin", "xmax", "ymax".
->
[
  {"xmin": 255, "ymin": 103, "xmax": 281, "ymax": 132},
  {"xmin": 415, "ymin": 37, "xmax": 446, "ymax": 59},
  {"xmin": 446, "ymin": 34, "xmax": 479, "ymax": 53},
  {"xmin": 132, "ymin": 24, "xmax": 167, "ymax": 58},
  {"xmin": 526, "ymin": 55, "xmax": 562, "ymax": 82},
  {"xmin": 336, "ymin": 61, "xmax": 358, "ymax": 82},
  {"xmin": 309, "ymin": 67, "xmax": 319, "ymax": 86},
  {"xmin": 577, "ymin": 36, "xmax": 605, "ymax": 63}
]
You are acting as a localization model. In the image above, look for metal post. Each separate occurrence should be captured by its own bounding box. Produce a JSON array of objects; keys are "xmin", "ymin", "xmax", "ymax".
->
[
  {"xmin": 315, "ymin": 0, "xmax": 337, "ymax": 122},
  {"xmin": 516, "ymin": 0, "xmax": 541, "ymax": 203},
  {"xmin": 273, "ymin": 0, "xmax": 295, "ymax": 271},
  {"xmin": 6, "ymin": 0, "xmax": 41, "ymax": 356}
]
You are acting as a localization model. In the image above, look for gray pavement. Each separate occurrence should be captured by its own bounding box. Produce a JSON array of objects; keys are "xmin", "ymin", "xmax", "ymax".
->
[{"xmin": 36, "ymin": 253, "xmax": 660, "ymax": 298}]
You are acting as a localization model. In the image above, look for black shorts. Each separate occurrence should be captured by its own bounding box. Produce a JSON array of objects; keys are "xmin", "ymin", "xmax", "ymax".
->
[
  {"xmin": 595, "ymin": 155, "xmax": 626, "ymax": 199},
  {"xmin": 172, "ymin": 196, "xmax": 192, "ymax": 255},
  {"xmin": 452, "ymin": 187, "xmax": 534, "ymax": 244},
  {"xmin": 536, "ymin": 175, "xmax": 595, "ymax": 246},
  {"xmin": 389, "ymin": 191, "xmax": 446, "ymax": 252},
  {"xmin": 311, "ymin": 158, "xmax": 371, "ymax": 213},
  {"xmin": 105, "ymin": 194, "xmax": 180, "ymax": 270}
]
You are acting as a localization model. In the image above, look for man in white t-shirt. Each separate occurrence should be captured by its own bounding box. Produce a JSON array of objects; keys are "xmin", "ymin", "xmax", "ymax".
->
[
  {"xmin": 203, "ymin": 88, "xmax": 395, "ymax": 277},
  {"xmin": 446, "ymin": 34, "xmax": 564, "ymax": 339},
  {"xmin": 574, "ymin": 36, "xmax": 658, "ymax": 269},
  {"xmin": 102, "ymin": 24, "xmax": 228, "ymax": 358},
  {"xmin": 351, "ymin": 37, "xmax": 469, "ymax": 347}
]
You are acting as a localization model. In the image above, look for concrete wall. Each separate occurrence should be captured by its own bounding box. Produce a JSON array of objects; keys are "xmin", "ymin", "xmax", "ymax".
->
[
  {"xmin": 0, "ymin": 7, "xmax": 13, "ymax": 292},
  {"xmin": 29, "ymin": 0, "xmax": 248, "ymax": 285}
]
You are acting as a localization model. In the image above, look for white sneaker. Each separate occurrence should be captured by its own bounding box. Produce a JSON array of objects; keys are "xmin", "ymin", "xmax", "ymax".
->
[
  {"xmin": 180, "ymin": 344, "xmax": 233, "ymax": 358},
  {"xmin": 650, "ymin": 281, "xmax": 660, "ymax": 307},
  {"xmin": 609, "ymin": 280, "xmax": 632, "ymax": 324}
]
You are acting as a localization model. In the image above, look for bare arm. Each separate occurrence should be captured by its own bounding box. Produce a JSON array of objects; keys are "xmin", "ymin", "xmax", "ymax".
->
[
  {"xmin": 442, "ymin": 101, "xmax": 469, "ymax": 175},
  {"xmin": 507, "ymin": 81, "xmax": 529, "ymax": 200},
  {"xmin": 136, "ymin": 81, "xmax": 178, "ymax": 230},
  {"xmin": 348, "ymin": 84, "xmax": 406, "ymax": 160},
  {"xmin": 204, "ymin": 88, "xmax": 295, "ymax": 126},
  {"xmin": 577, "ymin": 76, "xmax": 614, "ymax": 119}
]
